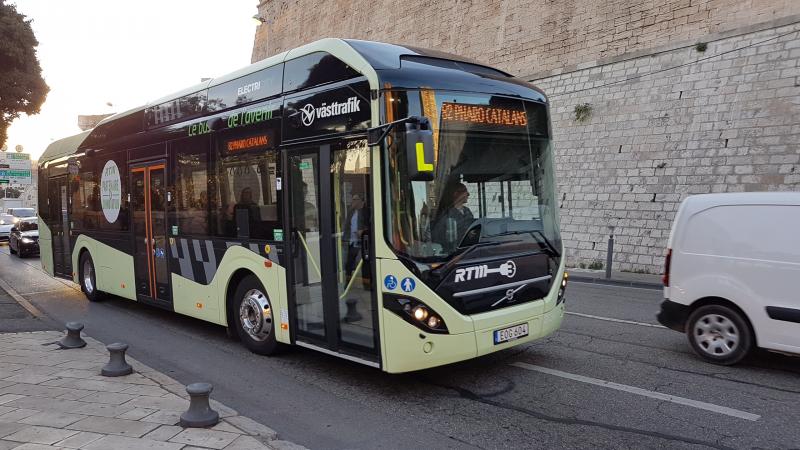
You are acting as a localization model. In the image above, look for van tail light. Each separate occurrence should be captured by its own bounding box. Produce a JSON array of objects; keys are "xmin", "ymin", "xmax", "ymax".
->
[{"xmin": 662, "ymin": 248, "xmax": 672, "ymax": 286}]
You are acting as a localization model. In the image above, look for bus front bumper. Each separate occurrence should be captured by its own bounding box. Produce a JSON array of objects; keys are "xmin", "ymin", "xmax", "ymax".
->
[
  {"xmin": 475, "ymin": 303, "xmax": 564, "ymax": 357},
  {"xmin": 382, "ymin": 302, "xmax": 564, "ymax": 373}
]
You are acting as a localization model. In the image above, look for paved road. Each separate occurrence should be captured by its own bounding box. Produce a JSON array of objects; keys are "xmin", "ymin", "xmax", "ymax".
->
[{"xmin": 0, "ymin": 243, "xmax": 798, "ymax": 449}]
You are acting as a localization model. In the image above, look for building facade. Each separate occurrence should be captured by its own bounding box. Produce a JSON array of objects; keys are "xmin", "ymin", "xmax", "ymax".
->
[{"xmin": 252, "ymin": 0, "xmax": 800, "ymax": 273}]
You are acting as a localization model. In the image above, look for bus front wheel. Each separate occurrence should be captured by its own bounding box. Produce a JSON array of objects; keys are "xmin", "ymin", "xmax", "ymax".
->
[
  {"xmin": 233, "ymin": 275, "xmax": 279, "ymax": 355},
  {"xmin": 79, "ymin": 252, "xmax": 104, "ymax": 302}
]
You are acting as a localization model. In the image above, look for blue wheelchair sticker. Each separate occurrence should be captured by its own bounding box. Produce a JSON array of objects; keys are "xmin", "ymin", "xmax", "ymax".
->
[
  {"xmin": 384, "ymin": 275, "xmax": 398, "ymax": 291},
  {"xmin": 401, "ymin": 277, "xmax": 416, "ymax": 293}
]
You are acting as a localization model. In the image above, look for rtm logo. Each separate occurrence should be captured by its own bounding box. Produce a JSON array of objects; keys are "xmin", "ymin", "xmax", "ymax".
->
[
  {"xmin": 454, "ymin": 261, "xmax": 517, "ymax": 283},
  {"xmin": 300, "ymin": 96, "xmax": 361, "ymax": 126}
]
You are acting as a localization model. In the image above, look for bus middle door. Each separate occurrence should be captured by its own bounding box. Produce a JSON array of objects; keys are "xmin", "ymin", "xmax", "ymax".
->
[{"xmin": 130, "ymin": 161, "xmax": 171, "ymax": 305}]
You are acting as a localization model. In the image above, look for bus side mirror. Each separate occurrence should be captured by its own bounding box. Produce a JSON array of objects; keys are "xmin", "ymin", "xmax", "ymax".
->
[{"xmin": 405, "ymin": 118, "xmax": 435, "ymax": 181}]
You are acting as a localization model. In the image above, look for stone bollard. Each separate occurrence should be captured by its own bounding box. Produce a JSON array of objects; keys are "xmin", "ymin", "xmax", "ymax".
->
[
  {"xmin": 101, "ymin": 343, "xmax": 133, "ymax": 377},
  {"xmin": 180, "ymin": 383, "xmax": 219, "ymax": 428},
  {"xmin": 344, "ymin": 298, "xmax": 363, "ymax": 323},
  {"xmin": 58, "ymin": 322, "xmax": 87, "ymax": 349}
]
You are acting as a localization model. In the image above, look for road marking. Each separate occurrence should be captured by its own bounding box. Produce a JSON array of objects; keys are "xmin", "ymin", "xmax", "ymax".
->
[
  {"xmin": 565, "ymin": 311, "xmax": 667, "ymax": 329},
  {"xmin": 510, "ymin": 362, "xmax": 761, "ymax": 421},
  {"xmin": 0, "ymin": 276, "xmax": 44, "ymax": 318},
  {"xmin": 571, "ymin": 280, "xmax": 660, "ymax": 292}
]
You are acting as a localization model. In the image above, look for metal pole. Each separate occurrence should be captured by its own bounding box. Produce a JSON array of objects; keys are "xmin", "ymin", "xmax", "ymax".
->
[{"xmin": 605, "ymin": 227, "xmax": 614, "ymax": 280}]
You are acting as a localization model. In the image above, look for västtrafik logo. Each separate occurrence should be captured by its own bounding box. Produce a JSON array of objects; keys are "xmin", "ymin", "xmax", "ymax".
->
[{"xmin": 299, "ymin": 96, "xmax": 361, "ymax": 126}]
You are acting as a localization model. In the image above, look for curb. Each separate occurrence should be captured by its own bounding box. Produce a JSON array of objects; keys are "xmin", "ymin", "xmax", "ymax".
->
[
  {"xmin": 0, "ymin": 274, "xmax": 45, "ymax": 317},
  {"xmin": 568, "ymin": 274, "xmax": 662, "ymax": 290}
]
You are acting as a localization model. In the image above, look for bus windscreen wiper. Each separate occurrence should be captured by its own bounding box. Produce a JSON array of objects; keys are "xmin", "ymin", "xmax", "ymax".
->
[{"xmin": 486, "ymin": 229, "xmax": 561, "ymax": 257}]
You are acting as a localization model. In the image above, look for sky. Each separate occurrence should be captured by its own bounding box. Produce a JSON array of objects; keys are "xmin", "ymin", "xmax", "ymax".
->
[{"xmin": 5, "ymin": 0, "xmax": 261, "ymax": 160}]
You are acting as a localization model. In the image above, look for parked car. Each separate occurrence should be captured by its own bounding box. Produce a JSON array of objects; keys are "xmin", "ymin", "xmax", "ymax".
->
[
  {"xmin": 0, "ymin": 214, "xmax": 13, "ymax": 241},
  {"xmin": 658, "ymin": 192, "xmax": 800, "ymax": 365},
  {"xmin": 9, "ymin": 217, "xmax": 39, "ymax": 258},
  {"xmin": 6, "ymin": 208, "xmax": 36, "ymax": 223}
]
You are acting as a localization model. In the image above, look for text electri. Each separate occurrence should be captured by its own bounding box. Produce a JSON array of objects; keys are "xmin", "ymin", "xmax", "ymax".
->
[{"xmin": 237, "ymin": 81, "xmax": 261, "ymax": 97}]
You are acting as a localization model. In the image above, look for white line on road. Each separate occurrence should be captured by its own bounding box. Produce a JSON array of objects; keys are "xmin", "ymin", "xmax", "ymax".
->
[
  {"xmin": 565, "ymin": 311, "xmax": 667, "ymax": 329},
  {"xmin": 571, "ymin": 280, "xmax": 660, "ymax": 292},
  {"xmin": 0, "ymin": 276, "xmax": 43, "ymax": 318},
  {"xmin": 510, "ymin": 362, "xmax": 761, "ymax": 421}
]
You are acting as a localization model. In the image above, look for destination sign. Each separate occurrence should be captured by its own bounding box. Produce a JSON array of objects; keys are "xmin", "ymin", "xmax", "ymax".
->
[
  {"xmin": 224, "ymin": 129, "xmax": 275, "ymax": 153},
  {"xmin": 441, "ymin": 103, "xmax": 527, "ymax": 127}
]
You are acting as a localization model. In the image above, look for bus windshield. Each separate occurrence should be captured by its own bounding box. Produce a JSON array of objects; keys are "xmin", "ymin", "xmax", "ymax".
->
[{"xmin": 385, "ymin": 91, "xmax": 561, "ymax": 262}]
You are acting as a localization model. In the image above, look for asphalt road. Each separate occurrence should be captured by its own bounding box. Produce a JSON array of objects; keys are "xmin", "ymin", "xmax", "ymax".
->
[{"xmin": 0, "ymin": 244, "xmax": 798, "ymax": 449}]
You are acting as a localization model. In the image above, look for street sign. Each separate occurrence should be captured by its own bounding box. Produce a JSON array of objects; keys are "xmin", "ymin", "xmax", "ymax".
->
[
  {"xmin": 0, "ymin": 180, "xmax": 8, "ymax": 184},
  {"xmin": 0, "ymin": 153, "xmax": 31, "ymax": 185}
]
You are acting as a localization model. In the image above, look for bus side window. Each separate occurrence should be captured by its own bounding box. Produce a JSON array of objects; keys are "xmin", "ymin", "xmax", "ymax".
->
[
  {"xmin": 173, "ymin": 137, "xmax": 210, "ymax": 236},
  {"xmin": 212, "ymin": 143, "xmax": 281, "ymax": 241}
]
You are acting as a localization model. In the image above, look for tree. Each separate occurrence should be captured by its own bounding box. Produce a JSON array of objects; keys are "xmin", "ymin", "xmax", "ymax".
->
[{"xmin": 0, "ymin": 0, "xmax": 48, "ymax": 148}]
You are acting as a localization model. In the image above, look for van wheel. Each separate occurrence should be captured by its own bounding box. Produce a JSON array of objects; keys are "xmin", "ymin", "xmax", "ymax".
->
[
  {"xmin": 686, "ymin": 304, "xmax": 752, "ymax": 365},
  {"xmin": 233, "ymin": 275, "xmax": 279, "ymax": 355},
  {"xmin": 79, "ymin": 252, "xmax": 104, "ymax": 302}
]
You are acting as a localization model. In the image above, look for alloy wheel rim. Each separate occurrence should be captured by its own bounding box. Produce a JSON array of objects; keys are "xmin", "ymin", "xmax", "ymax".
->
[
  {"xmin": 694, "ymin": 314, "xmax": 739, "ymax": 357},
  {"xmin": 83, "ymin": 259, "xmax": 94, "ymax": 294},
  {"xmin": 239, "ymin": 289, "xmax": 272, "ymax": 342}
]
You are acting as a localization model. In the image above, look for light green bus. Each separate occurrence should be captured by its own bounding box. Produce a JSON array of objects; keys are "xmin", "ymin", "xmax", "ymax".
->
[{"xmin": 37, "ymin": 39, "xmax": 567, "ymax": 373}]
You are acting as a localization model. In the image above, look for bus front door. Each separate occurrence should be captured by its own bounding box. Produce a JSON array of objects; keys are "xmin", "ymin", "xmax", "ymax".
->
[
  {"xmin": 50, "ymin": 176, "xmax": 72, "ymax": 278},
  {"xmin": 130, "ymin": 162, "xmax": 171, "ymax": 305},
  {"xmin": 288, "ymin": 140, "xmax": 378, "ymax": 363}
]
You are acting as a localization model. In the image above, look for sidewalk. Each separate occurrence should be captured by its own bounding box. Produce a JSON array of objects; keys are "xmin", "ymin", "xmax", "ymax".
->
[
  {"xmin": 0, "ymin": 331, "xmax": 307, "ymax": 450},
  {"xmin": 566, "ymin": 268, "xmax": 662, "ymax": 289}
]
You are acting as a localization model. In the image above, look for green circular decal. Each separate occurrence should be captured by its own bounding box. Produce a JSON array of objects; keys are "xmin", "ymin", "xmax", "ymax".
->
[{"xmin": 101, "ymin": 160, "xmax": 121, "ymax": 223}]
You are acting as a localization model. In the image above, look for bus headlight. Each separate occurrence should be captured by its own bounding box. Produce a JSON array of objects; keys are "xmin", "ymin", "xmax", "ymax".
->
[
  {"xmin": 556, "ymin": 272, "xmax": 568, "ymax": 305},
  {"xmin": 384, "ymin": 294, "xmax": 448, "ymax": 334}
]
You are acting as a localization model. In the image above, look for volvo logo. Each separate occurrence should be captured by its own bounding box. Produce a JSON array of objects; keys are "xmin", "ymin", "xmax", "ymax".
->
[
  {"xmin": 492, "ymin": 283, "xmax": 527, "ymax": 308},
  {"xmin": 300, "ymin": 104, "xmax": 316, "ymax": 126}
]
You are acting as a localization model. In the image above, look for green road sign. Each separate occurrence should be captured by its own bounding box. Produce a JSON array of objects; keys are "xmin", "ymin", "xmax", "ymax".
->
[{"xmin": 0, "ymin": 180, "xmax": 8, "ymax": 184}]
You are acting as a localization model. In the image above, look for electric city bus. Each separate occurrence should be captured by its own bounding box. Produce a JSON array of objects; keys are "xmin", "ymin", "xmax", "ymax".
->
[{"xmin": 37, "ymin": 39, "xmax": 567, "ymax": 373}]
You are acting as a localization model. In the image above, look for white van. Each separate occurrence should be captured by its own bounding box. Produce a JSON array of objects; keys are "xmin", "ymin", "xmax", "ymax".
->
[{"xmin": 657, "ymin": 192, "xmax": 800, "ymax": 365}]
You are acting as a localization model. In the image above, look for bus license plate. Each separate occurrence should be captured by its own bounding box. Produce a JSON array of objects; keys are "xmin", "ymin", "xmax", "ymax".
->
[{"xmin": 493, "ymin": 323, "xmax": 529, "ymax": 345}]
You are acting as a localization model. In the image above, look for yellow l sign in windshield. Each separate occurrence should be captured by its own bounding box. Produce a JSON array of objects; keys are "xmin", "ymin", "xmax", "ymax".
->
[{"xmin": 416, "ymin": 142, "xmax": 433, "ymax": 172}]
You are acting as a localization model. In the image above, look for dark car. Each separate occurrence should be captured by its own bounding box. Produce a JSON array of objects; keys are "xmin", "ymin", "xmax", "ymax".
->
[{"xmin": 9, "ymin": 217, "xmax": 39, "ymax": 258}]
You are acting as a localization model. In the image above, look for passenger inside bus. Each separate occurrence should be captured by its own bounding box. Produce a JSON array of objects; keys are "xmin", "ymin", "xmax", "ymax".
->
[
  {"xmin": 344, "ymin": 193, "xmax": 369, "ymax": 289},
  {"xmin": 233, "ymin": 187, "xmax": 262, "ymax": 238}
]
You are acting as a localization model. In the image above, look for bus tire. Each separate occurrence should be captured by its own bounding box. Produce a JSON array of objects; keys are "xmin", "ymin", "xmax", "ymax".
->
[
  {"xmin": 686, "ymin": 304, "xmax": 752, "ymax": 365},
  {"xmin": 232, "ymin": 274, "xmax": 279, "ymax": 355},
  {"xmin": 79, "ymin": 252, "xmax": 105, "ymax": 302}
]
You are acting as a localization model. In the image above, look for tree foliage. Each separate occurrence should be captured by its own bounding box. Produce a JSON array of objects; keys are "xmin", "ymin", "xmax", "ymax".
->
[{"xmin": 0, "ymin": 0, "xmax": 49, "ymax": 147}]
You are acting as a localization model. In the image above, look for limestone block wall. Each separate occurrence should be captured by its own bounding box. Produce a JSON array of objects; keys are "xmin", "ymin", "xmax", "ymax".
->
[
  {"xmin": 253, "ymin": 0, "xmax": 800, "ymax": 77},
  {"xmin": 537, "ymin": 21, "xmax": 800, "ymax": 272}
]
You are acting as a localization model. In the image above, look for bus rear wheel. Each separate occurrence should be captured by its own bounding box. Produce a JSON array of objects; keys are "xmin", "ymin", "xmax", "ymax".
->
[
  {"xmin": 79, "ymin": 252, "xmax": 104, "ymax": 302},
  {"xmin": 233, "ymin": 275, "xmax": 279, "ymax": 355}
]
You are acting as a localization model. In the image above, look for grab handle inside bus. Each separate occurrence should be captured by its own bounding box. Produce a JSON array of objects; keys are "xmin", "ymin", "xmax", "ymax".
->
[{"xmin": 368, "ymin": 116, "xmax": 435, "ymax": 181}]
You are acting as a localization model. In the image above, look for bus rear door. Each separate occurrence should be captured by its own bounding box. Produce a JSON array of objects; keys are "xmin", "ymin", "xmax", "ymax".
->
[{"xmin": 50, "ymin": 176, "xmax": 72, "ymax": 278}]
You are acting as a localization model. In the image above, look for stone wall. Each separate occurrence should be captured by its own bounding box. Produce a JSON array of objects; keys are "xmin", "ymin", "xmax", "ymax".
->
[
  {"xmin": 251, "ymin": 2, "xmax": 800, "ymax": 272},
  {"xmin": 252, "ymin": 0, "xmax": 800, "ymax": 77},
  {"xmin": 537, "ymin": 21, "xmax": 800, "ymax": 273}
]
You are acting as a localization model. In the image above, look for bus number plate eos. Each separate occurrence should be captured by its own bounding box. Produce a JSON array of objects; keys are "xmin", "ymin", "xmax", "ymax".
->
[{"xmin": 493, "ymin": 323, "xmax": 529, "ymax": 345}]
